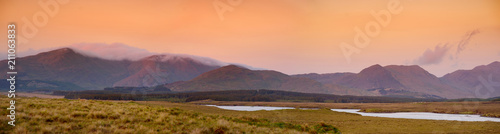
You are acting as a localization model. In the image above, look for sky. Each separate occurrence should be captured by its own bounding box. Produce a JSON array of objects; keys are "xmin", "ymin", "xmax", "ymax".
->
[{"xmin": 1, "ymin": 0, "xmax": 499, "ymax": 77}]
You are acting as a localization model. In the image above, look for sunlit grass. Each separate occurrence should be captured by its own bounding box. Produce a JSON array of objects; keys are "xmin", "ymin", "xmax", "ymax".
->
[
  {"xmin": 142, "ymin": 101, "xmax": 500, "ymax": 134},
  {"xmin": 0, "ymin": 97, "xmax": 340, "ymax": 134}
]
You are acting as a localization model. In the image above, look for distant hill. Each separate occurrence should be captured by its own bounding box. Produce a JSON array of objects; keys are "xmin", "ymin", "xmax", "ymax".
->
[
  {"xmin": 293, "ymin": 64, "xmax": 472, "ymax": 99},
  {"xmin": 292, "ymin": 72, "xmax": 354, "ymax": 84},
  {"xmin": 112, "ymin": 55, "xmax": 219, "ymax": 87},
  {"xmin": 164, "ymin": 65, "xmax": 337, "ymax": 94},
  {"xmin": 2, "ymin": 47, "xmax": 498, "ymax": 99},
  {"xmin": 0, "ymin": 48, "xmax": 131, "ymax": 90},
  {"xmin": 0, "ymin": 48, "xmax": 221, "ymax": 90},
  {"xmin": 441, "ymin": 61, "xmax": 500, "ymax": 98}
]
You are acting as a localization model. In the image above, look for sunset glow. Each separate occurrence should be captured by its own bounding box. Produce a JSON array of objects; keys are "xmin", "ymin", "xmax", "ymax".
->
[{"xmin": 1, "ymin": 0, "xmax": 499, "ymax": 76}]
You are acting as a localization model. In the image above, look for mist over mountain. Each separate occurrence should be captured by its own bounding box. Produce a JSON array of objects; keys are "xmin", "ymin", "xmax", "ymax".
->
[
  {"xmin": 113, "ymin": 54, "xmax": 220, "ymax": 87},
  {"xmin": 0, "ymin": 48, "xmax": 222, "ymax": 90},
  {"xmin": 0, "ymin": 48, "xmax": 131, "ymax": 90}
]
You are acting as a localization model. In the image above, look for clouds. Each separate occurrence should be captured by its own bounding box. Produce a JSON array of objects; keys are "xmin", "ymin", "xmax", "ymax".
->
[
  {"xmin": 69, "ymin": 43, "xmax": 235, "ymax": 66},
  {"xmin": 414, "ymin": 30, "xmax": 480, "ymax": 65},
  {"xmin": 69, "ymin": 43, "xmax": 156, "ymax": 61},
  {"xmin": 455, "ymin": 29, "xmax": 480, "ymax": 56},
  {"xmin": 0, "ymin": 43, "xmax": 157, "ymax": 61},
  {"xmin": 1, "ymin": 42, "xmax": 263, "ymax": 70},
  {"xmin": 414, "ymin": 44, "xmax": 450, "ymax": 65}
]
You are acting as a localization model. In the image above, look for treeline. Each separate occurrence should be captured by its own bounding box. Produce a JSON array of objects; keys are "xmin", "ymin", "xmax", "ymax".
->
[
  {"xmin": 446, "ymin": 96, "xmax": 500, "ymax": 102},
  {"xmin": 0, "ymin": 79, "xmax": 84, "ymax": 91},
  {"xmin": 62, "ymin": 89, "xmax": 444, "ymax": 103}
]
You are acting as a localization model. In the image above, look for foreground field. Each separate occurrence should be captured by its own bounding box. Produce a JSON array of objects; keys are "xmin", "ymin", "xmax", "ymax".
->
[
  {"xmin": 0, "ymin": 97, "xmax": 338, "ymax": 134},
  {"xmin": 191, "ymin": 100, "xmax": 500, "ymax": 118},
  {"xmin": 140, "ymin": 101, "xmax": 500, "ymax": 134},
  {"xmin": 3, "ymin": 96, "xmax": 499, "ymax": 134}
]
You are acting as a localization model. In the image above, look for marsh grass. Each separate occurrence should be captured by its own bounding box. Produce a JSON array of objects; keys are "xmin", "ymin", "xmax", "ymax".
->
[
  {"xmin": 1, "ymin": 97, "xmax": 335, "ymax": 134},
  {"xmin": 143, "ymin": 101, "xmax": 500, "ymax": 134}
]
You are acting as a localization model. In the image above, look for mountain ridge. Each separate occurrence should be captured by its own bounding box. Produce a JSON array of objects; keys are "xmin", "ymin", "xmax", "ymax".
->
[
  {"xmin": 164, "ymin": 65, "xmax": 334, "ymax": 94},
  {"xmin": 0, "ymin": 48, "xmax": 221, "ymax": 90},
  {"xmin": 1, "ymin": 48, "xmax": 498, "ymax": 99}
]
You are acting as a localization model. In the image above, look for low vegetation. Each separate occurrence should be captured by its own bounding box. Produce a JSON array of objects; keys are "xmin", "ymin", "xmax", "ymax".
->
[
  {"xmin": 142, "ymin": 101, "xmax": 500, "ymax": 134},
  {"xmin": 0, "ymin": 97, "xmax": 339, "ymax": 134},
  {"xmin": 2, "ymin": 94, "xmax": 500, "ymax": 133}
]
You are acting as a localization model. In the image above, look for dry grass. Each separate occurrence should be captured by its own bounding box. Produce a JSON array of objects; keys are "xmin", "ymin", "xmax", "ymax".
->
[
  {"xmin": 16, "ymin": 92, "xmax": 65, "ymax": 99},
  {"xmin": 3, "ymin": 96, "xmax": 498, "ymax": 134},
  {"xmin": 0, "ymin": 97, "xmax": 320, "ymax": 134},
  {"xmin": 139, "ymin": 101, "xmax": 500, "ymax": 134}
]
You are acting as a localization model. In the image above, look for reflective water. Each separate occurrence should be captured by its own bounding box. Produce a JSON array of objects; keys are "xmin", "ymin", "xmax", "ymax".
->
[
  {"xmin": 205, "ymin": 105, "xmax": 294, "ymax": 111},
  {"xmin": 331, "ymin": 109, "xmax": 500, "ymax": 122},
  {"xmin": 205, "ymin": 105, "xmax": 500, "ymax": 122}
]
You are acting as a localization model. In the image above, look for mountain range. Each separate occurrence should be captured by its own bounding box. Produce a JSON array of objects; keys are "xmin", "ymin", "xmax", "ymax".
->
[
  {"xmin": 164, "ymin": 65, "xmax": 334, "ymax": 94},
  {"xmin": 293, "ymin": 64, "xmax": 472, "ymax": 99},
  {"xmin": 0, "ymin": 48, "xmax": 220, "ymax": 90},
  {"xmin": 1, "ymin": 48, "xmax": 498, "ymax": 99}
]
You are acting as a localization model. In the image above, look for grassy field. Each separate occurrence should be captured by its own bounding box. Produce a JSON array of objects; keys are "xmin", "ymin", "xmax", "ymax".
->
[
  {"xmin": 0, "ymin": 97, "xmax": 338, "ymax": 134},
  {"xmin": 191, "ymin": 100, "xmax": 500, "ymax": 118},
  {"xmin": 139, "ymin": 101, "xmax": 500, "ymax": 134},
  {"xmin": 2, "ymin": 96, "xmax": 500, "ymax": 134}
]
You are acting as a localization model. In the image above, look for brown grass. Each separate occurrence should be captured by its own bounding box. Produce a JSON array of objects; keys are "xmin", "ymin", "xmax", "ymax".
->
[
  {"xmin": 16, "ymin": 92, "xmax": 65, "ymax": 99},
  {"xmin": 0, "ymin": 97, "xmax": 314, "ymax": 134},
  {"xmin": 140, "ymin": 101, "xmax": 500, "ymax": 134}
]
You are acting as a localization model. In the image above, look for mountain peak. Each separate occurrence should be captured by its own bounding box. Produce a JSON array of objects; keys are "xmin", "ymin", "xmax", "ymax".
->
[
  {"xmin": 220, "ymin": 65, "xmax": 248, "ymax": 70},
  {"xmin": 488, "ymin": 61, "xmax": 500, "ymax": 66},
  {"xmin": 384, "ymin": 65, "xmax": 425, "ymax": 72},
  {"xmin": 371, "ymin": 64, "xmax": 383, "ymax": 67},
  {"xmin": 32, "ymin": 47, "xmax": 84, "ymax": 60},
  {"xmin": 359, "ymin": 64, "xmax": 386, "ymax": 74},
  {"xmin": 46, "ymin": 47, "xmax": 77, "ymax": 55},
  {"xmin": 193, "ymin": 65, "xmax": 252, "ymax": 80}
]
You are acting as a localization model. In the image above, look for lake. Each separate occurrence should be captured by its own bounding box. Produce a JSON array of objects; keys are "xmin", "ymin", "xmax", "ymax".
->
[
  {"xmin": 205, "ymin": 105, "xmax": 500, "ymax": 122},
  {"xmin": 330, "ymin": 109, "xmax": 500, "ymax": 122},
  {"xmin": 205, "ymin": 105, "xmax": 295, "ymax": 111}
]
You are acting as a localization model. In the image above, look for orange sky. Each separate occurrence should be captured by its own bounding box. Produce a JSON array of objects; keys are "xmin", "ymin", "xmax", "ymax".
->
[{"xmin": 1, "ymin": 0, "xmax": 500, "ymax": 76}]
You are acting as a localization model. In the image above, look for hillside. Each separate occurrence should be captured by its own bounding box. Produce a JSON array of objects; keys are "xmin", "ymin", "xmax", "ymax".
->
[
  {"xmin": 0, "ymin": 48, "xmax": 131, "ymax": 90},
  {"xmin": 113, "ymin": 55, "xmax": 219, "ymax": 87},
  {"xmin": 441, "ymin": 61, "xmax": 500, "ymax": 98},
  {"xmin": 0, "ymin": 48, "xmax": 222, "ymax": 90},
  {"xmin": 2, "ymin": 48, "xmax": 498, "ymax": 99},
  {"xmin": 294, "ymin": 64, "xmax": 471, "ymax": 99},
  {"xmin": 165, "ymin": 65, "xmax": 334, "ymax": 94}
]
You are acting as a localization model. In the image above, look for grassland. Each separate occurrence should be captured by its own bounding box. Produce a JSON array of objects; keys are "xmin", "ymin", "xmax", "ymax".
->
[
  {"xmin": 2, "ymin": 95, "xmax": 500, "ymax": 134},
  {"xmin": 191, "ymin": 100, "xmax": 500, "ymax": 118},
  {"xmin": 139, "ymin": 101, "xmax": 500, "ymax": 134},
  {"xmin": 15, "ymin": 92, "xmax": 65, "ymax": 99},
  {"xmin": 0, "ymin": 97, "xmax": 339, "ymax": 134}
]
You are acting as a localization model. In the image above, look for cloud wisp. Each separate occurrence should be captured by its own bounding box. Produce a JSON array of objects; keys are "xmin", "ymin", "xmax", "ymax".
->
[
  {"xmin": 2, "ymin": 42, "xmax": 263, "ymax": 70},
  {"xmin": 456, "ymin": 29, "xmax": 480, "ymax": 56},
  {"xmin": 414, "ymin": 29, "xmax": 480, "ymax": 65},
  {"xmin": 69, "ymin": 43, "xmax": 156, "ymax": 61},
  {"xmin": 414, "ymin": 44, "xmax": 450, "ymax": 65}
]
